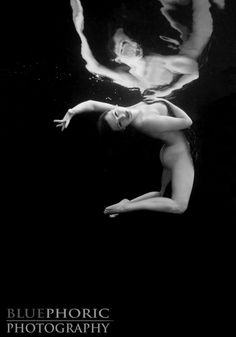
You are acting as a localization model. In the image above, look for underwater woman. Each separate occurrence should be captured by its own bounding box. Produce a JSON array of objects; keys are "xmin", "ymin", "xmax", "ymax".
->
[{"xmin": 54, "ymin": 98, "xmax": 194, "ymax": 215}]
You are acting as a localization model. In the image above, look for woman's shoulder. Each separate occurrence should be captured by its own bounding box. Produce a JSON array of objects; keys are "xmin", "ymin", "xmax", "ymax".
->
[{"xmin": 145, "ymin": 100, "xmax": 169, "ymax": 116}]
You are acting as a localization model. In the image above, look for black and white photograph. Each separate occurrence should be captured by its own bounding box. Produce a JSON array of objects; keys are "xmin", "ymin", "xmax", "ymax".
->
[{"xmin": 1, "ymin": 0, "xmax": 235, "ymax": 335}]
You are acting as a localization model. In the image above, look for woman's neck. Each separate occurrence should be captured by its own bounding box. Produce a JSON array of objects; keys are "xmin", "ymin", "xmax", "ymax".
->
[{"xmin": 129, "ymin": 106, "xmax": 143, "ymax": 127}]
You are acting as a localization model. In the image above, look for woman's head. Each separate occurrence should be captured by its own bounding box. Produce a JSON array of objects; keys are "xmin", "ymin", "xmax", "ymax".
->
[
  {"xmin": 97, "ymin": 106, "xmax": 138, "ymax": 165},
  {"xmin": 98, "ymin": 106, "xmax": 133, "ymax": 133},
  {"xmin": 112, "ymin": 28, "xmax": 143, "ymax": 65}
]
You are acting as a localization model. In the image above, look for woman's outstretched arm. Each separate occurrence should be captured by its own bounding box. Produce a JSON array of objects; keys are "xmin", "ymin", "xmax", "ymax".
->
[
  {"xmin": 54, "ymin": 100, "xmax": 115, "ymax": 131},
  {"xmin": 69, "ymin": 100, "xmax": 115, "ymax": 114}
]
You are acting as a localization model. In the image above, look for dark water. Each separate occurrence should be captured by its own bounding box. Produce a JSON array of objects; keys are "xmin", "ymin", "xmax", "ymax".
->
[{"xmin": 1, "ymin": 0, "xmax": 235, "ymax": 333}]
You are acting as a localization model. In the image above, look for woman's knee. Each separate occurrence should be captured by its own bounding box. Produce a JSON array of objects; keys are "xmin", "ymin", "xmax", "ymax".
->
[{"xmin": 172, "ymin": 200, "xmax": 188, "ymax": 214}]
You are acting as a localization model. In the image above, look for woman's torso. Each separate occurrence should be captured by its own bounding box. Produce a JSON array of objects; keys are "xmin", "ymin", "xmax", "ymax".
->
[
  {"xmin": 130, "ymin": 100, "xmax": 192, "ymax": 168},
  {"xmin": 129, "ymin": 56, "xmax": 174, "ymax": 89}
]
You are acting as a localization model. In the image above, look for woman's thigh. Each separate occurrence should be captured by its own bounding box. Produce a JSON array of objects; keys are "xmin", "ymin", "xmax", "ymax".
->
[{"xmin": 171, "ymin": 157, "xmax": 194, "ymax": 206}]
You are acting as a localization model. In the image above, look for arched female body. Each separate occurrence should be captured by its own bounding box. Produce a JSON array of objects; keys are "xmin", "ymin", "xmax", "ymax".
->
[{"xmin": 54, "ymin": 99, "xmax": 194, "ymax": 215}]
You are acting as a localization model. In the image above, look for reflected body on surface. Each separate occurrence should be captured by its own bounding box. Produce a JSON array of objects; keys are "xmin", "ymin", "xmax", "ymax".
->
[{"xmin": 70, "ymin": 0, "xmax": 225, "ymax": 99}]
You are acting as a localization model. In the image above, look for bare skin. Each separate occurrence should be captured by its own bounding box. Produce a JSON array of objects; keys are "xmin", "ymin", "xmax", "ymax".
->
[
  {"xmin": 54, "ymin": 98, "xmax": 194, "ymax": 215},
  {"xmin": 69, "ymin": 0, "xmax": 199, "ymax": 97},
  {"xmin": 69, "ymin": 0, "xmax": 224, "ymax": 100}
]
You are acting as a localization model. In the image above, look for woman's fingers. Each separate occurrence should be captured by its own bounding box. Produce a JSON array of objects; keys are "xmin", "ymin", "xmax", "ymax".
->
[
  {"xmin": 104, "ymin": 208, "xmax": 114, "ymax": 214},
  {"xmin": 109, "ymin": 214, "xmax": 119, "ymax": 218},
  {"xmin": 55, "ymin": 122, "xmax": 66, "ymax": 131}
]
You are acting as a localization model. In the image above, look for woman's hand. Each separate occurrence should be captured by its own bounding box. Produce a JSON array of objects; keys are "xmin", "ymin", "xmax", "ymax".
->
[
  {"xmin": 142, "ymin": 88, "xmax": 173, "ymax": 102},
  {"xmin": 104, "ymin": 199, "xmax": 130, "ymax": 218},
  {"xmin": 53, "ymin": 109, "xmax": 74, "ymax": 131}
]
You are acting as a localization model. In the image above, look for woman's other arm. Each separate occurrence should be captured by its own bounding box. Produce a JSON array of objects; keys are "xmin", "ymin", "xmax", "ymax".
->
[
  {"xmin": 162, "ymin": 100, "xmax": 192, "ymax": 123},
  {"xmin": 140, "ymin": 101, "xmax": 192, "ymax": 133}
]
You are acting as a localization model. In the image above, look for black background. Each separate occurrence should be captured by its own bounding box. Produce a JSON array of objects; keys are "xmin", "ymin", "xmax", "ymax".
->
[{"xmin": 1, "ymin": 0, "xmax": 235, "ymax": 334}]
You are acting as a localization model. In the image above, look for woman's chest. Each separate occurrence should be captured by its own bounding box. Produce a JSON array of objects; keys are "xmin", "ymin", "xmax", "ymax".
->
[
  {"xmin": 141, "ymin": 102, "xmax": 168, "ymax": 116},
  {"xmin": 143, "ymin": 57, "xmax": 173, "ymax": 85},
  {"xmin": 130, "ymin": 57, "xmax": 174, "ymax": 86}
]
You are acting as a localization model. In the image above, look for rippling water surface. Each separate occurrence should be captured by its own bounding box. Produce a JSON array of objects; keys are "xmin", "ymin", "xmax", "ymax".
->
[{"xmin": 70, "ymin": 0, "xmax": 226, "ymax": 100}]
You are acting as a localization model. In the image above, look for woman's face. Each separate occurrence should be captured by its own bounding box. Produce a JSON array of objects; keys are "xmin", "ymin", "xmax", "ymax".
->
[
  {"xmin": 118, "ymin": 40, "xmax": 143, "ymax": 60},
  {"xmin": 105, "ymin": 107, "xmax": 132, "ymax": 131},
  {"xmin": 113, "ymin": 28, "xmax": 143, "ymax": 64},
  {"xmin": 115, "ymin": 40, "xmax": 143, "ymax": 66}
]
